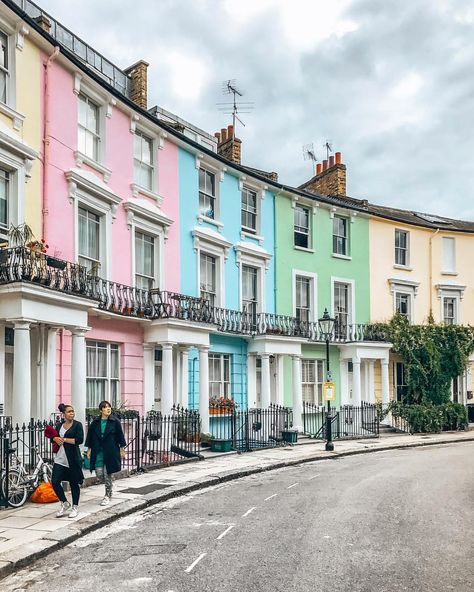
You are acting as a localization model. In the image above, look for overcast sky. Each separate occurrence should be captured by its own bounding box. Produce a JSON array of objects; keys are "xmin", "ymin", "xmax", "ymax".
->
[{"xmin": 39, "ymin": 0, "xmax": 474, "ymax": 220}]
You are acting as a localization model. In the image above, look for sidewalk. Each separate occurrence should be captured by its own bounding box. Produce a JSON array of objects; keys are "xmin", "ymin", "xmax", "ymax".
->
[{"xmin": 1, "ymin": 429, "xmax": 474, "ymax": 579}]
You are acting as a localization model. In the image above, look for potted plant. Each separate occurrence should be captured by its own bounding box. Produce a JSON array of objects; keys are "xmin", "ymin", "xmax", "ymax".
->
[
  {"xmin": 46, "ymin": 249, "xmax": 67, "ymax": 270},
  {"xmin": 209, "ymin": 396, "xmax": 236, "ymax": 414}
]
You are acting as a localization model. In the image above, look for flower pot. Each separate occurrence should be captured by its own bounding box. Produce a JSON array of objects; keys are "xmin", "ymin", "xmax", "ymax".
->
[
  {"xmin": 46, "ymin": 256, "xmax": 66, "ymax": 270},
  {"xmin": 211, "ymin": 438, "xmax": 232, "ymax": 453},
  {"xmin": 282, "ymin": 430, "xmax": 298, "ymax": 443},
  {"xmin": 209, "ymin": 408, "xmax": 232, "ymax": 415}
]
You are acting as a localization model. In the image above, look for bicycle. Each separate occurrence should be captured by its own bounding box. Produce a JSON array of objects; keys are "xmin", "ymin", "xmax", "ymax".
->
[{"xmin": 0, "ymin": 440, "xmax": 53, "ymax": 508}]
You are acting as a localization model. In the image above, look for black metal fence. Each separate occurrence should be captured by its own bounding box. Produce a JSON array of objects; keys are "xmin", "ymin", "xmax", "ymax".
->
[
  {"xmin": 303, "ymin": 402, "xmax": 380, "ymax": 440},
  {"xmin": 208, "ymin": 403, "xmax": 293, "ymax": 451},
  {"xmin": 86, "ymin": 406, "xmax": 202, "ymax": 472}
]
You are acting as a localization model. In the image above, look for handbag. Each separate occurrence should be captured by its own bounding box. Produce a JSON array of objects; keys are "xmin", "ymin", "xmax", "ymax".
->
[{"xmin": 30, "ymin": 481, "xmax": 59, "ymax": 504}]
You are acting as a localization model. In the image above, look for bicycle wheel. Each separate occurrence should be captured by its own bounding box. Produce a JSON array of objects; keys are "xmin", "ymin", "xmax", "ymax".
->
[{"xmin": 1, "ymin": 469, "xmax": 28, "ymax": 508}]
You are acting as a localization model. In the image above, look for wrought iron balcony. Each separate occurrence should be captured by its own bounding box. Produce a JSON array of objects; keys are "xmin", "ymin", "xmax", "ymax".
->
[{"xmin": 0, "ymin": 247, "xmax": 386, "ymax": 343}]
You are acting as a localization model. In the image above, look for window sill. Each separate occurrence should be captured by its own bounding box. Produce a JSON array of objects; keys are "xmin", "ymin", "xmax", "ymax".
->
[
  {"xmin": 75, "ymin": 151, "xmax": 112, "ymax": 183},
  {"xmin": 332, "ymin": 253, "xmax": 352, "ymax": 261},
  {"xmin": 131, "ymin": 183, "xmax": 163, "ymax": 206},
  {"xmin": 0, "ymin": 102, "xmax": 24, "ymax": 130},
  {"xmin": 241, "ymin": 230, "xmax": 263, "ymax": 244},
  {"xmin": 393, "ymin": 264, "xmax": 413, "ymax": 271},
  {"xmin": 441, "ymin": 270, "xmax": 458, "ymax": 276},
  {"xmin": 294, "ymin": 246, "xmax": 315, "ymax": 254},
  {"xmin": 197, "ymin": 214, "xmax": 224, "ymax": 230}
]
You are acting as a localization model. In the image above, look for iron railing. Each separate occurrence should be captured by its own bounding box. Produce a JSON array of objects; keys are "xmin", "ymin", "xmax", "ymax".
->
[
  {"xmin": 303, "ymin": 402, "xmax": 380, "ymax": 439},
  {"xmin": 208, "ymin": 403, "xmax": 293, "ymax": 452},
  {"xmin": 0, "ymin": 246, "xmax": 386, "ymax": 343},
  {"xmin": 86, "ymin": 406, "xmax": 202, "ymax": 472}
]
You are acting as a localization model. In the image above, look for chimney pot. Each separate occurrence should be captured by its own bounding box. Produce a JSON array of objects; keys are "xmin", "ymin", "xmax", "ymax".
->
[
  {"xmin": 322, "ymin": 159, "xmax": 328, "ymax": 171},
  {"xmin": 35, "ymin": 14, "xmax": 52, "ymax": 32},
  {"xmin": 221, "ymin": 127, "xmax": 227, "ymax": 142},
  {"xmin": 335, "ymin": 151, "xmax": 342, "ymax": 164},
  {"xmin": 214, "ymin": 132, "xmax": 221, "ymax": 143},
  {"xmin": 329, "ymin": 155, "xmax": 335, "ymax": 168},
  {"xmin": 316, "ymin": 163, "xmax": 322, "ymax": 175},
  {"xmin": 227, "ymin": 124, "xmax": 234, "ymax": 139}
]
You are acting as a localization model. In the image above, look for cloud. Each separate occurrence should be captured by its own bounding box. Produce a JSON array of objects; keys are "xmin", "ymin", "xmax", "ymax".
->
[{"xmin": 39, "ymin": 0, "xmax": 474, "ymax": 219}]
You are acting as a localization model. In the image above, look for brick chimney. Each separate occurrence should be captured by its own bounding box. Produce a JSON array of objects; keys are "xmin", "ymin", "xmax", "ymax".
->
[
  {"xmin": 300, "ymin": 151, "xmax": 346, "ymax": 197},
  {"xmin": 35, "ymin": 14, "xmax": 52, "ymax": 33},
  {"xmin": 214, "ymin": 124, "xmax": 242, "ymax": 165},
  {"xmin": 124, "ymin": 60, "xmax": 149, "ymax": 109}
]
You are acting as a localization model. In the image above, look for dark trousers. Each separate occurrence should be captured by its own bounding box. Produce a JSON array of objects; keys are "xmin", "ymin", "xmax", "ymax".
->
[{"xmin": 52, "ymin": 463, "xmax": 81, "ymax": 506}]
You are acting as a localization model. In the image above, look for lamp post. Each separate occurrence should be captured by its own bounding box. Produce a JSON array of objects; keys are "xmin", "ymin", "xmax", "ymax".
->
[{"xmin": 318, "ymin": 308, "xmax": 335, "ymax": 452}]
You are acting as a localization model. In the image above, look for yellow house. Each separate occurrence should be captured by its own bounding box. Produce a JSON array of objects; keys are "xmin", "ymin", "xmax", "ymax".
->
[
  {"xmin": 0, "ymin": 2, "xmax": 42, "ymax": 243},
  {"xmin": 368, "ymin": 205, "xmax": 474, "ymax": 406}
]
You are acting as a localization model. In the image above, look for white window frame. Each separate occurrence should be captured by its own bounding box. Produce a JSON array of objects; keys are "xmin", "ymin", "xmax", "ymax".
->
[
  {"xmin": 442, "ymin": 296, "xmax": 457, "ymax": 325},
  {"xmin": 442, "ymin": 236, "xmax": 456, "ymax": 274},
  {"xmin": 395, "ymin": 291, "xmax": 412, "ymax": 321},
  {"xmin": 331, "ymin": 277, "xmax": 356, "ymax": 336},
  {"xmin": 73, "ymin": 76, "xmax": 110, "ymax": 180},
  {"xmin": 0, "ymin": 127, "xmax": 37, "ymax": 243},
  {"xmin": 292, "ymin": 270, "xmax": 317, "ymax": 323},
  {"xmin": 199, "ymin": 251, "xmax": 217, "ymax": 306},
  {"xmin": 0, "ymin": 17, "xmax": 24, "ymax": 130},
  {"xmin": 124, "ymin": 198, "xmax": 172, "ymax": 290},
  {"xmin": 86, "ymin": 340, "xmax": 120, "ymax": 408},
  {"xmin": 294, "ymin": 204, "xmax": 312, "ymax": 250},
  {"xmin": 134, "ymin": 230, "xmax": 156, "ymax": 291},
  {"xmin": 78, "ymin": 206, "xmax": 101, "ymax": 274},
  {"xmin": 209, "ymin": 353, "xmax": 231, "ymax": 399},
  {"xmin": 436, "ymin": 283, "xmax": 465, "ymax": 326},
  {"xmin": 394, "ymin": 228, "xmax": 410, "ymax": 268},
  {"xmin": 389, "ymin": 278, "xmax": 419, "ymax": 324},
  {"xmin": 193, "ymin": 227, "xmax": 232, "ymax": 307},
  {"xmin": 238, "ymin": 176, "xmax": 265, "ymax": 242},
  {"xmin": 301, "ymin": 359, "xmax": 324, "ymax": 405},
  {"xmin": 332, "ymin": 215, "xmax": 350, "ymax": 257},
  {"xmin": 66, "ymin": 168, "xmax": 122, "ymax": 280},
  {"xmin": 241, "ymin": 186, "xmax": 258, "ymax": 235},
  {"xmin": 236, "ymin": 243, "xmax": 271, "ymax": 314}
]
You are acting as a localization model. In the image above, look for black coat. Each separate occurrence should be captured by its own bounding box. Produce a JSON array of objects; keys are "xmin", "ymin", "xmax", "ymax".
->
[
  {"xmin": 54, "ymin": 420, "xmax": 85, "ymax": 484},
  {"xmin": 85, "ymin": 416, "xmax": 126, "ymax": 474}
]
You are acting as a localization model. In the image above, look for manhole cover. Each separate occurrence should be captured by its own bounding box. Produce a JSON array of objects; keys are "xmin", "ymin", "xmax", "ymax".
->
[{"xmin": 120, "ymin": 483, "xmax": 171, "ymax": 494}]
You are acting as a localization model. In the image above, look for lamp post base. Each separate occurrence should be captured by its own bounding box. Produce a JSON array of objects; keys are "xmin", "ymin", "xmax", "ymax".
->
[{"xmin": 325, "ymin": 440, "xmax": 334, "ymax": 452}]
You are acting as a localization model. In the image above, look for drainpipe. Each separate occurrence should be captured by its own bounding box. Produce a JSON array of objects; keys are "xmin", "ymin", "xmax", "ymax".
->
[
  {"xmin": 428, "ymin": 228, "xmax": 440, "ymax": 320},
  {"xmin": 42, "ymin": 46, "xmax": 60, "ymax": 240}
]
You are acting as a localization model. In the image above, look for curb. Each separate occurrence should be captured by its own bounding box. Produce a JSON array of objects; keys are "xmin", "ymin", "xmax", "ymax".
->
[{"xmin": 1, "ymin": 435, "xmax": 473, "ymax": 580}]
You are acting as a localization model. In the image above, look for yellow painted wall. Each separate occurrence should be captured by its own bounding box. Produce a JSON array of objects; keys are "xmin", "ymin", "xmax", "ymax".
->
[{"xmin": 369, "ymin": 217, "xmax": 474, "ymax": 325}]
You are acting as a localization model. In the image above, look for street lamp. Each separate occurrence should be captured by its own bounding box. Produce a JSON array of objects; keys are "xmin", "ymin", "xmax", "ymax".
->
[{"xmin": 318, "ymin": 308, "xmax": 335, "ymax": 452}]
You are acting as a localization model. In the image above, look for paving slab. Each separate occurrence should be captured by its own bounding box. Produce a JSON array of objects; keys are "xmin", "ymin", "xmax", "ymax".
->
[{"xmin": 0, "ymin": 430, "xmax": 473, "ymax": 581}]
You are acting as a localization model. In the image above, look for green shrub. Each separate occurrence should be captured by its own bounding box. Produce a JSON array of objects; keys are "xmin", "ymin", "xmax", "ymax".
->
[{"xmin": 388, "ymin": 401, "xmax": 468, "ymax": 433}]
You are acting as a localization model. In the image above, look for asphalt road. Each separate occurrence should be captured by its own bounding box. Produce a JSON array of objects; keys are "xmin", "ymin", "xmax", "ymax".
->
[{"xmin": 3, "ymin": 442, "xmax": 474, "ymax": 592}]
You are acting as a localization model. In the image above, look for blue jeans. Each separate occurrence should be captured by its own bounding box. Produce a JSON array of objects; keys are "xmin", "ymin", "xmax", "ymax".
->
[{"xmin": 95, "ymin": 466, "xmax": 113, "ymax": 497}]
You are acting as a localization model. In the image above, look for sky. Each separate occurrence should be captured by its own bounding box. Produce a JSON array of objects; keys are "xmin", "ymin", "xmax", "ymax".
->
[{"xmin": 38, "ymin": 0, "xmax": 474, "ymax": 220}]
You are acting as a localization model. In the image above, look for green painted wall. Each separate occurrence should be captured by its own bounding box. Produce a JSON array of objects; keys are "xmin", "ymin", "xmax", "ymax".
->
[{"xmin": 275, "ymin": 198, "xmax": 370, "ymax": 322}]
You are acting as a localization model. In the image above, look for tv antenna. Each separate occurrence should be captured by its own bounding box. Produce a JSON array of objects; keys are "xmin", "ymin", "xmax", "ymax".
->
[
  {"xmin": 217, "ymin": 79, "xmax": 254, "ymax": 135},
  {"xmin": 302, "ymin": 143, "xmax": 318, "ymax": 171},
  {"xmin": 323, "ymin": 140, "xmax": 333, "ymax": 160}
]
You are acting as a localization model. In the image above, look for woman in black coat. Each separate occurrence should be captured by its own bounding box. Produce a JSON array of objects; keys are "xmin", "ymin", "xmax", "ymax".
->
[
  {"xmin": 85, "ymin": 400, "xmax": 126, "ymax": 506},
  {"xmin": 51, "ymin": 404, "xmax": 84, "ymax": 518}
]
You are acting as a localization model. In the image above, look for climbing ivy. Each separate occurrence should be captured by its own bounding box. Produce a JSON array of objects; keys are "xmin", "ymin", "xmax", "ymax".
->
[{"xmin": 370, "ymin": 315, "xmax": 474, "ymax": 405}]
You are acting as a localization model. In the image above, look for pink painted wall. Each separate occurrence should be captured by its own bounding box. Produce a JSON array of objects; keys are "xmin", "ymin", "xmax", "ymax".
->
[{"xmin": 44, "ymin": 55, "xmax": 182, "ymax": 412}]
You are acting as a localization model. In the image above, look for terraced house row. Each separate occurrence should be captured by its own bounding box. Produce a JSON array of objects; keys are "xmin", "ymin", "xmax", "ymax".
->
[{"xmin": 0, "ymin": 0, "xmax": 473, "ymax": 428}]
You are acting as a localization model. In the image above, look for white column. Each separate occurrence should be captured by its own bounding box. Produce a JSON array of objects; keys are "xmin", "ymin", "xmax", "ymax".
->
[
  {"xmin": 143, "ymin": 344, "xmax": 155, "ymax": 412},
  {"xmin": 247, "ymin": 354, "xmax": 257, "ymax": 408},
  {"xmin": 368, "ymin": 360, "xmax": 375, "ymax": 404},
  {"xmin": 381, "ymin": 359, "xmax": 390, "ymax": 406},
  {"xmin": 292, "ymin": 355, "xmax": 303, "ymax": 431},
  {"xmin": 0, "ymin": 323, "xmax": 5, "ymax": 415},
  {"xmin": 180, "ymin": 347, "xmax": 191, "ymax": 408},
  {"xmin": 276, "ymin": 355, "xmax": 284, "ymax": 406},
  {"xmin": 260, "ymin": 354, "xmax": 271, "ymax": 408},
  {"xmin": 352, "ymin": 357, "xmax": 361, "ymax": 406},
  {"xmin": 12, "ymin": 321, "xmax": 32, "ymax": 426},
  {"xmin": 161, "ymin": 343, "xmax": 174, "ymax": 414},
  {"xmin": 199, "ymin": 346, "xmax": 210, "ymax": 433},
  {"xmin": 45, "ymin": 327, "xmax": 58, "ymax": 420},
  {"xmin": 71, "ymin": 327, "xmax": 88, "ymax": 429}
]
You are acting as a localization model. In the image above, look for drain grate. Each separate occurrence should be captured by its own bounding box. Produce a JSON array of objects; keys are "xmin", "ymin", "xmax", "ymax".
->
[{"xmin": 120, "ymin": 483, "xmax": 171, "ymax": 494}]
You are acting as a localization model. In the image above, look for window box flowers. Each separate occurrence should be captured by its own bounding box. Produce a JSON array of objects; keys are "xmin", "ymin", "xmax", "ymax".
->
[{"xmin": 209, "ymin": 396, "xmax": 236, "ymax": 414}]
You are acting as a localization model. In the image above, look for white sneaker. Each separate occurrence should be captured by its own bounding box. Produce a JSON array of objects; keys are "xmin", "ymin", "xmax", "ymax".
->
[
  {"xmin": 56, "ymin": 501, "xmax": 71, "ymax": 518},
  {"xmin": 68, "ymin": 505, "xmax": 78, "ymax": 519},
  {"xmin": 100, "ymin": 496, "xmax": 110, "ymax": 506}
]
